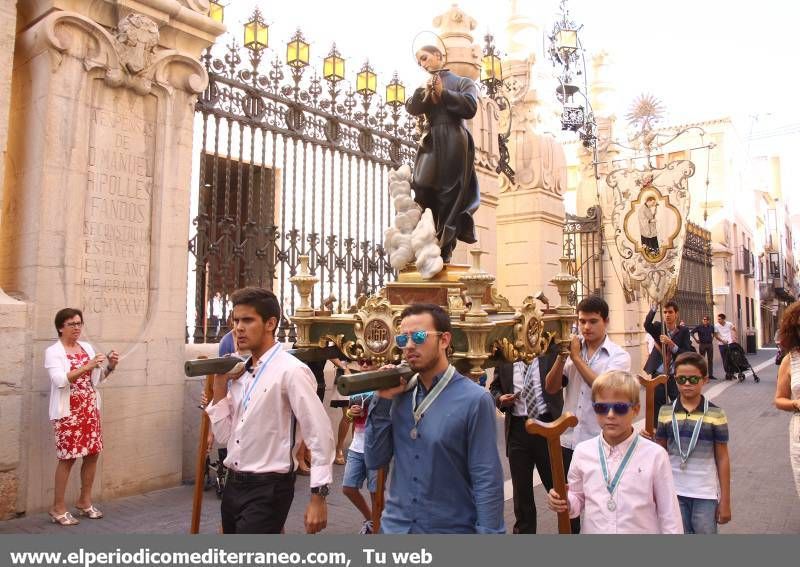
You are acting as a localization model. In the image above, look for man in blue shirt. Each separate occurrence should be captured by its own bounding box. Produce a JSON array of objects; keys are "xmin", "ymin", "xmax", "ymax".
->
[{"xmin": 364, "ymin": 303, "xmax": 505, "ymax": 533}]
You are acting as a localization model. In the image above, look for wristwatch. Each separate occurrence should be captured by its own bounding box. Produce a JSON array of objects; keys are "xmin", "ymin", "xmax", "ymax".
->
[{"xmin": 311, "ymin": 484, "xmax": 330, "ymax": 497}]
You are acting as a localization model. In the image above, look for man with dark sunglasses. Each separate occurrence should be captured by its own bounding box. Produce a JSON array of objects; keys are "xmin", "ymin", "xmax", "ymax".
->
[
  {"xmin": 653, "ymin": 352, "xmax": 731, "ymax": 533},
  {"xmin": 545, "ymin": 296, "xmax": 631, "ymax": 533},
  {"xmin": 365, "ymin": 303, "xmax": 505, "ymax": 533}
]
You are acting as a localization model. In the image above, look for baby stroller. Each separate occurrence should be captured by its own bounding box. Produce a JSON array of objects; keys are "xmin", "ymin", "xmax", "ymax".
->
[
  {"xmin": 204, "ymin": 448, "xmax": 227, "ymax": 499},
  {"xmin": 723, "ymin": 342, "xmax": 760, "ymax": 383}
]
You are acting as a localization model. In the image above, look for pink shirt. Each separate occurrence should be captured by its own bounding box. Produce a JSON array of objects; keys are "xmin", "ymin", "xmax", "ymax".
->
[
  {"xmin": 566, "ymin": 431, "xmax": 683, "ymax": 534},
  {"xmin": 206, "ymin": 344, "xmax": 335, "ymax": 488}
]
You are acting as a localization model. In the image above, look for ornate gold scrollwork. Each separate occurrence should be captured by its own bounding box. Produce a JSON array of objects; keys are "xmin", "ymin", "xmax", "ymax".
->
[
  {"xmin": 318, "ymin": 333, "xmax": 366, "ymax": 362},
  {"xmin": 351, "ymin": 296, "xmax": 402, "ymax": 365},
  {"xmin": 515, "ymin": 295, "xmax": 547, "ymax": 362},
  {"xmin": 490, "ymin": 287, "xmax": 513, "ymax": 312}
]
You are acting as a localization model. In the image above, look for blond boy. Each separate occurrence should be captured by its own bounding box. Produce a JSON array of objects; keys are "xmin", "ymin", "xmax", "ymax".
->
[{"xmin": 547, "ymin": 371, "xmax": 683, "ymax": 533}]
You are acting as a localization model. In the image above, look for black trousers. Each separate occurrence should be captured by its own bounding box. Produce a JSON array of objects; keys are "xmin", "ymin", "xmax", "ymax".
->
[
  {"xmin": 221, "ymin": 471, "xmax": 295, "ymax": 534},
  {"xmin": 719, "ymin": 344, "xmax": 733, "ymax": 376},
  {"xmin": 698, "ymin": 342, "xmax": 715, "ymax": 377},
  {"xmin": 561, "ymin": 447, "xmax": 581, "ymax": 535},
  {"xmin": 508, "ymin": 416, "xmax": 553, "ymax": 534}
]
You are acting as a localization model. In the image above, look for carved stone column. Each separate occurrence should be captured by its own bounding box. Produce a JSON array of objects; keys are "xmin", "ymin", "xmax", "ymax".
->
[
  {"xmin": 431, "ymin": 4, "xmax": 501, "ymax": 274},
  {"xmin": 0, "ymin": 0, "xmax": 223, "ymax": 514},
  {"xmin": 496, "ymin": 0, "xmax": 568, "ymax": 306}
]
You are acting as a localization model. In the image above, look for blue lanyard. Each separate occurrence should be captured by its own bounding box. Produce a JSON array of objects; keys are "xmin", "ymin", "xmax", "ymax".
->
[
  {"xmin": 598, "ymin": 434, "xmax": 639, "ymax": 498},
  {"xmin": 240, "ymin": 343, "xmax": 281, "ymax": 413}
]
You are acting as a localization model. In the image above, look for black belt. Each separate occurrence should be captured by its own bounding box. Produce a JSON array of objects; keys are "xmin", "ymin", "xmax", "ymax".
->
[{"xmin": 225, "ymin": 470, "xmax": 295, "ymax": 484}]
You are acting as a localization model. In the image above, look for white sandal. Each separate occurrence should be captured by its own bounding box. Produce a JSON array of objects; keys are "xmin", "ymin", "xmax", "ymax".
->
[
  {"xmin": 75, "ymin": 505, "xmax": 103, "ymax": 519},
  {"xmin": 50, "ymin": 511, "xmax": 79, "ymax": 526}
]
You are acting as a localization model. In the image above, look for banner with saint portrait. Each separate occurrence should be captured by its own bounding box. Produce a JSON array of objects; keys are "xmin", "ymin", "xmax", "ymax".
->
[{"xmin": 605, "ymin": 161, "xmax": 694, "ymax": 303}]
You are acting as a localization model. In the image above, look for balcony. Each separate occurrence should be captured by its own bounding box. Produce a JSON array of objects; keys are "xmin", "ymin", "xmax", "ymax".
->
[
  {"xmin": 736, "ymin": 246, "xmax": 755, "ymax": 278},
  {"xmin": 765, "ymin": 231, "xmax": 780, "ymax": 253}
]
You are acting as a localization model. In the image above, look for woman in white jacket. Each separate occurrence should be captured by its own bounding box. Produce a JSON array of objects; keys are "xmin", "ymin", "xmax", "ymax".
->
[{"xmin": 44, "ymin": 308, "xmax": 118, "ymax": 526}]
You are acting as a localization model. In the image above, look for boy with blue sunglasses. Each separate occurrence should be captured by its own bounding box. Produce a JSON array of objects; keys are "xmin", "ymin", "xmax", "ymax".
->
[
  {"xmin": 547, "ymin": 371, "xmax": 682, "ymax": 533},
  {"xmin": 653, "ymin": 352, "xmax": 731, "ymax": 533}
]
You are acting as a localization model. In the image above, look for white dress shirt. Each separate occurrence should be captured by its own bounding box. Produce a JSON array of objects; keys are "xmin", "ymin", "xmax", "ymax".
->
[
  {"xmin": 561, "ymin": 335, "xmax": 632, "ymax": 449},
  {"xmin": 206, "ymin": 342, "xmax": 335, "ymax": 488},
  {"xmin": 566, "ymin": 431, "xmax": 683, "ymax": 534}
]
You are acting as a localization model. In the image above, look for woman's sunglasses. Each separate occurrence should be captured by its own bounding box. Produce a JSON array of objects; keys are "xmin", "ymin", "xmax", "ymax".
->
[
  {"xmin": 675, "ymin": 375, "xmax": 704, "ymax": 385},
  {"xmin": 394, "ymin": 330, "xmax": 443, "ymax": 348},
  {"xmin": 592, "ymin": 402, "xmax": 634, "ymax": 415}
]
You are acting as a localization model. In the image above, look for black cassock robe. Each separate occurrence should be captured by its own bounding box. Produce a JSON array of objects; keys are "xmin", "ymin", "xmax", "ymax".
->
[{"xmin": 406, "ymin": 70, "xmax": 480, "ymax": 262}]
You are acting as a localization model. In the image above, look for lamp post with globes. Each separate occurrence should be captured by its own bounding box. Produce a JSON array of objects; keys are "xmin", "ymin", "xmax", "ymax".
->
[
  {"xmin": 480, "ymin": 33, "xmax": 515, "ymax": 183},
  {"xmin": 548, "ymin": 0, "xmax": 596, "ymax": 150}
]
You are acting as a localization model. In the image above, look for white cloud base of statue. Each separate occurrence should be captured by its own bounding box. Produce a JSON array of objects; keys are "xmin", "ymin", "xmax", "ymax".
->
[{"xmin": 383, "ymin": 165, "xmax": 443, "ymax": 279}]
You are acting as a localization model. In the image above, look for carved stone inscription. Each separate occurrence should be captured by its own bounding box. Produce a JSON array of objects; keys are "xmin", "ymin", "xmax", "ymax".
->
[{"xmin": 82, "ymin": 86, "xmax": 155, "ymax": 333}]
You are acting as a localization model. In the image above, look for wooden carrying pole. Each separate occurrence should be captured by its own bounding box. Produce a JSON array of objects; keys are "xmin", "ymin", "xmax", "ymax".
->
[
  {"xmin": 371, "ymin": 467, "xmax": 388, "ymax": 534},
  {"xmin": 527, "ymin": 413, "xmax": 579, "ymax": 534},
  {"xmin": 190, "ymin": 359, "xmax": 214, "ymax": 534},
  {"xmin": 638, "ymin": 372, "xmax": 667, "ymax": 437}
]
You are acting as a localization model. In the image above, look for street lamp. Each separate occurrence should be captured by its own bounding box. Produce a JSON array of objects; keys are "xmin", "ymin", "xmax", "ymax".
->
[
  {"xmin": 208, "ymin": 0, "xmax": 225, "ymax": 24},
  {"xmin": 385, "ymin": 73, "xmax": 406, "ymax": 107},
  {"xmin": 481, "ymin": 34, "xmax": 503, "ymax": 95},
  {"xmin": 286, "ymin": 29, "xmax": 310, "ymax": 69},
  {"xmin": 356, "ymin": 61, "xmax": 377, "ymax": 97},
  {"xmin": 244, "ymin": 8, "xmax": 269, "ymax": 52},
  {"xmin": 323, "ymin": 44, "xmax": 345, "ymax": 83},
  {"xmin": 548, "ymin": 0, "xmax": 595, "ymax": 148},
  {"xmin": 480, "ymin": 33, "xmax": 514, "ymax": 183}
]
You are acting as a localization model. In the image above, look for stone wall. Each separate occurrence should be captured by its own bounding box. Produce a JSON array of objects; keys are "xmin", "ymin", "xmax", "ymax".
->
[{"xmin": 0, "ymin": 1, "xmax": 223, "ymax": 515}]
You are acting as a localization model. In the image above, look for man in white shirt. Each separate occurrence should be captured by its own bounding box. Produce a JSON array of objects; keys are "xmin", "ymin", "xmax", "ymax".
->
[
  {"xmin": 714, "ymin": 313, "xmax": 738, "ymax": 380},
  {"xmin": 206, "ymin": 287, "xmax": 335, "ymax": 533},
  {"xmin": 545, "ymin": 295, "xmax": 631, "ymax": 533}
]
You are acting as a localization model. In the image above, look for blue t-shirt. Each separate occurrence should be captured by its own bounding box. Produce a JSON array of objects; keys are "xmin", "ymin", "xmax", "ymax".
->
[{"xmin": 218, "ymin": 331, "xmax": 235, "ymax": 356}]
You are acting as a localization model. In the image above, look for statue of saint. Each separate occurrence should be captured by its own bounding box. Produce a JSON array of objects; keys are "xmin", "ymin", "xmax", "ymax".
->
[
  {"xmin": 638, "ymin": 195, "xmax": 660, "ymax": 256},
  {"xmin": 406, "ymin": 45, "xmax": 480, "ymax": 264}
]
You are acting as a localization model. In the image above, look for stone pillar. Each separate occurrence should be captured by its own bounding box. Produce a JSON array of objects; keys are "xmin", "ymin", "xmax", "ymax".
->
[
  {"xmin": 0, "ymin": 0, "xmax": 223, "ymax": 514},
  {"xmin": 432, "ymin": 4, "xmax": 501, "ymax": 275},
  {"xmin": 0, "ymin": 0, "xmax": 30, "ymax": 520},
  {"xmin": 495, "ymin": 0, "xmax": 567, "ymax": 306}
]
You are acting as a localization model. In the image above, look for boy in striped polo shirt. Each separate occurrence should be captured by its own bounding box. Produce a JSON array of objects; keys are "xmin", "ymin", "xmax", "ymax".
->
[{"xmin": 654, "ymin": 352, "xmax": 731, "ymax": 533}]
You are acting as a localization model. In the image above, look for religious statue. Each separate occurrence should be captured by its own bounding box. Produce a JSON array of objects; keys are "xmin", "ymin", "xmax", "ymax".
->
[
  {"xmin": 638, "ymin": 195, "xmax": 660, "ymax": 256},
  {"xmin": 406, "ymin": 45, "xmax": 480, "ymax": 264}
]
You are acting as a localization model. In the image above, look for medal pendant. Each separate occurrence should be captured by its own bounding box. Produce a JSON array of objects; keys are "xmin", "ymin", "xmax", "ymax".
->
[
  {"xmin": 607, "ymin": 498, "xmax": 616, "ymax": 511},
  {"xmin": 410, "ymin": 427, "xmax": 418, "ymax": 440},
  {"xmin": 680, "ymin": 461, "xmax": 687, "ymax": 471}
]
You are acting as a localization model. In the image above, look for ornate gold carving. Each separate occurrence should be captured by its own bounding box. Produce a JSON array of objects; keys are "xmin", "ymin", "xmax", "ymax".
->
[
  {"xmin": 364, "ymin": 320, "xmax": 392, "ymax": 354},
  {"xmin": 319, "ymin": 334, "xmax": 358, "ymax": 360},
  {"xmin": 513, "ymin": 295, "xmax": 547, "ymax": 361},
  {"xmin": 490, "ymin": 286, "xmax": 513, "ymax": 312},
  {"xmin": 352, "ymin": 296, "xmax": 401, "ymax": 365}
]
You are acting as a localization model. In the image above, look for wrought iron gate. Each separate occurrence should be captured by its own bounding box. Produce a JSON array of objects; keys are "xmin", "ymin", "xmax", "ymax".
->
[
  {"xmin": 674, "ymin": 222, "xmax": 713, "ymax": 327},
  {"xmin": 188, "ymin": 38, "xmax": 418, "ymax": 343},
  {"xmin": 563, "ymin": 206, "xmax": 604, "ymax": 306}
]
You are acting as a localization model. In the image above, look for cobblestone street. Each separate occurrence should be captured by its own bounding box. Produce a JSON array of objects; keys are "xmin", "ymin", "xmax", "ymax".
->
[{"xmin": 1, "ymin": 348, "xmax": 797, "ymax": 535}]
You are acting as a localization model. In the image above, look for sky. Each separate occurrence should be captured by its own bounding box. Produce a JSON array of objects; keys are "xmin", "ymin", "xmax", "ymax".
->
[
  {"xmin": 218, "ymin": 0, "xmax": 800, "ymax": 125},
  {"xmin": 215, "ymin": 0, "xmax": 800, "ymax": 212}
]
